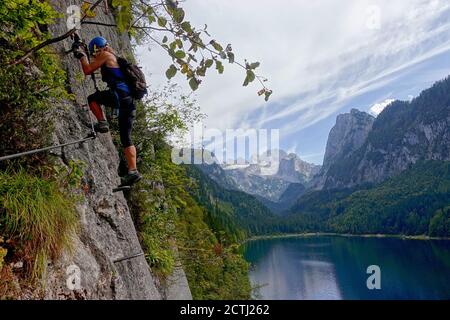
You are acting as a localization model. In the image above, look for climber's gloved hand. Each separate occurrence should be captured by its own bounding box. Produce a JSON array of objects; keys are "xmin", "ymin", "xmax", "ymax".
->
[{"xmin": 72, "ymin": 42, "xmax": 85, "ymax": 60}]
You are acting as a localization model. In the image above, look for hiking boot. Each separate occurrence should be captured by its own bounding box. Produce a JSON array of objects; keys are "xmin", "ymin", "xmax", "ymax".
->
[
  {"xmin": 94, "ymin": 120, "xmax": 109, "ymax": 133},
  {"xmin": 120, "ymin": 170, "xmax": 143, "ymax": 186}
]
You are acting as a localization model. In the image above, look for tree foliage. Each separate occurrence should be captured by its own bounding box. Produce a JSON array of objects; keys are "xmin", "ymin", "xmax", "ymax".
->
[
  {"xmin": 429, "ymin": 206, "xmax": 450, "ymax": 237},
  {"xmin": 97, "ymin": 0, "xmax": 272, "ymax": 100},
  {"xmin": 118, "ymin": 88, "xmax": 251, "ymax": 298},
  {"xmin": 129, "ymin": 139, "xmax": 251, "ymax": 299},
  {"xmin": 285, "ymin": 161, "xmax": 450, "ymax": 237},
  {"xmin": 185, "ymin": 164, "xmax": 279, "ymax": 241}
]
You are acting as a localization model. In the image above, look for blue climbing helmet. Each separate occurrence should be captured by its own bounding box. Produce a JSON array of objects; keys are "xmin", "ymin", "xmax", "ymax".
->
[{"xmin": 89, "ymin": 36, "xmax": 108, "ymax": 56}]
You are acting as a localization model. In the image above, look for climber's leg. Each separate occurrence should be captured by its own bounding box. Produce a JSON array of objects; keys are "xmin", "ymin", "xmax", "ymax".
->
[
  {"xmin": 87, "ymin": 90, "xmax": 116, "ymax": 133},
  {"xmin": 124, "ymin": 145, "xmax": 137, "ymax": 171},
  {"xmin": 87, "ymin": 92, "xmax": 106, "ymax": 121},
  {"xmin": 118, "ymin": 94, "xmax": 142, "ymax": 186}
]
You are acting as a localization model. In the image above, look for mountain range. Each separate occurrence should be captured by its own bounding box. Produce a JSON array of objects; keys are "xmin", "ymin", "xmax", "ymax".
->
[
  {"xmin": 198, "ymin": 150, "xmax": 320, "ymax": 213},
  {"xmin": 316, "ymin": 78, "xmax": 450, "ymax": 190},
  {"xmin": 188, "ymin": 75, "xmax": 450, "ymax": 237}
]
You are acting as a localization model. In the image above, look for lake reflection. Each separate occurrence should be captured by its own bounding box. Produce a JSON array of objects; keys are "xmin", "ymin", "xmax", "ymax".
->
[{"xmin": 243, "ymin": 236, "xmax": 450, "ymax": 300}]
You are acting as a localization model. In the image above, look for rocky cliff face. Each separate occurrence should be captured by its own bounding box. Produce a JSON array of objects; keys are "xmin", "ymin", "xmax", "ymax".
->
[
  {"xmin": 222, "ymin": 169, "xmax": 290, "ymax": 202},
  {"xmin": 277, "ymin": 152, "xmax": 321, "ymax": 183},
  {"xmin": 39, "ymin": 0, "xmax": 191, "ymax": 300},
  {"xmin": 319, "ymin": 77, "xmax": 450, "ymax": 190},
  {"xmin": 322, "ymin": 109, "xmax": 375, "ymax": 170},
  {"xmin": 311, "ymin": 109, "xmax": 374, "ymax": 189}
]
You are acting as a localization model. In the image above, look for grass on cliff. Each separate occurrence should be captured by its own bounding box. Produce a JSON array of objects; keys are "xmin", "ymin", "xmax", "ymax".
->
[
  {"xmin": 0, "ymin": 168, "xmax": 79, "ymax": 280},
  {"xmin": 0, "ymin": 0, "xmax": 79, "ymax": 293}
]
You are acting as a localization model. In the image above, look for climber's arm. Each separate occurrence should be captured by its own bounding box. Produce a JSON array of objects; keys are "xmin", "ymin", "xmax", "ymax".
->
[{"xmin": 80, "ymin": 53, "xmax": 108, "ymax": 75}]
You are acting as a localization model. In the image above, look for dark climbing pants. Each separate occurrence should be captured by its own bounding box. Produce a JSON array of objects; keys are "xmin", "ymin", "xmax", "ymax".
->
[{"xmin": 88, "ymin": 89, "xmax": 136, "ymax": 148}]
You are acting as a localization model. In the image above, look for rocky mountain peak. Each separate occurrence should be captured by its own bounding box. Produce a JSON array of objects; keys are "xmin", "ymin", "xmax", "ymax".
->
[
  {"xmin": 322, "ymin": 109, "xmax": 375, "ymax": 170},
  {"xmin": 319, "ymin": 76, "xmax": 450, "ymax": 190},
  {"xmin": 211, "ymin": 150, "xmax": 321, "ymax": 202}
]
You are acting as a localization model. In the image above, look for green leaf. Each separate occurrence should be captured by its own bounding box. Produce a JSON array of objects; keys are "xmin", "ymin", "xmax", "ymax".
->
[
  {"xmin": 196, "ymin": 66, "xmax": 206, "ymax": 77},
  {"xmin": 249, "ymin": 62, "xmax": 260, "ymax": 70},
  {"xmin": 111, "ymin": 0, "xmax": 127, "ymax": 7},
  {"xmin": 173, "ymin": 8, "xmax": 185, "ymax": 23},
  {"xmin": 148, "ymin": 14, "xmax": 156, "ymax": 24},
  {"xmin": 248, "ymin": 70, "xmax": 256, "ymax": 81},
  {"xmin": 146, "ymin": 5, "xmax": 154, "ymax": 16},
  {"xmin": 115, "ymin": 3, "xmax": 132, "ymax": 32},
  {"xmin": 205, "ymin": 59, "xmax": 214, "ymax": 68},
  {"xmin": 264, "ymin": 90, "xmax": 273, "ymax": 101},
  {"xmin": 81, "ymin": 2, "xmax": 97, "ymax": 18},
  {"xmin": 181, "ymin": 21, "xmax": 193, "ymax": 33},
  {"xmin": 243, "ymin": 70, "xmax": 255, "ymax": 86},
  {"xmin": 227, "ymin": 52, "xmax": 235, "ymax": 63},
  {"xmin": 174, "ymin": 50, "xmax": 186, "ymax": 59},
  {"xmin": 189, "ymin": 78, "xmax": 199, "ymax": 91},
  {"xmin": 158, "ymin": 17, "xmax": 167, "ymax": 27},
  {"xmin": 210, "ymin": 40, "xmax": 223, "ymax": 52},
  {"xmin": 215, "ymin": 60, "xmax": 224, "ymax": 74},
  {"xmin": 165, "ymin": 65, "xmax": 177, "ymax": 79}
]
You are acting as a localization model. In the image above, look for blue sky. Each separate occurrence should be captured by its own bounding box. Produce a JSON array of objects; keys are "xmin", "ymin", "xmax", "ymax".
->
[{"xmin": 137, "ymin": 0, "xmax": 450, "ymax": 165}]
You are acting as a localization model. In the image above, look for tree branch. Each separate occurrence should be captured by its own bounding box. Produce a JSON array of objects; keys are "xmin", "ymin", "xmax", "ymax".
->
[
  {"xmin": 81, "ymin": 21, "xmax": 117, "ymax": 28},
  {"xmin": 10, "ymin": 0, "xmax": 105, "ymax": 66},
  {"xmin": 82, "ymin": 20, "xmax": 168, "ymax": 32}
]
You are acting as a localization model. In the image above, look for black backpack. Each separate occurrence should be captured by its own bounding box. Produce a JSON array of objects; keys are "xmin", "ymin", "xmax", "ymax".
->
[{"xmin": 116, "ymin": 56, "xmax": 148, "ymax": 100}]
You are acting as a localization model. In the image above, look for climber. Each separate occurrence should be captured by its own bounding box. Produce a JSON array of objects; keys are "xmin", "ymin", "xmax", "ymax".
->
[{"xmin": 72, "ymin": 36, "xmax": 142, "ymax": 186}]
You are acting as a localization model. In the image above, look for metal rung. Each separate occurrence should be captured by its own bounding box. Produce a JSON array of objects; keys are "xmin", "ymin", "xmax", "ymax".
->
[{"xmin": 113, "ymin": 252, "xmax": 145, "ymax": 264}]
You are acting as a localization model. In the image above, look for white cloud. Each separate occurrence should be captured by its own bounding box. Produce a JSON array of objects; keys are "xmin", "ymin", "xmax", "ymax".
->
[
  {"xmin": 136, "ymin": 0, "xmax": 450, "ymax": 143},
  {"xmin": 286, "ymin": 142, "xmax": 298, "ymax": 156},
  {"xmin": 299, "ymin": 152, "xmax": 326, "ymax": 164},
  {"xmin": 369, "ymin": 99, "xmax": 396, "ymax": 116}
]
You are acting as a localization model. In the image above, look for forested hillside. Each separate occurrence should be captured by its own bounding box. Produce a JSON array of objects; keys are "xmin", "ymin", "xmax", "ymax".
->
[
  {"xmin": 186, "ymin": 165, "xmax": 278, "ymax": 240},
  {"xmin": 285, "ymin": 161, "xmax": 450, "ymax": 236},
  {"xmin": 323, "ymin": 77, "xmax": 450, "ymax": 189},
  {"xmin": 135, "ymin": 142, "xmax": 252, "ymax": 299}
]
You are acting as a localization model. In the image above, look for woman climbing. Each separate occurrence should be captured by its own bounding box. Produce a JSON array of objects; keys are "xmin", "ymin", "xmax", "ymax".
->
[{"xmin": 72, "ymin": 36, "xmax": 142, "ymax": 186}]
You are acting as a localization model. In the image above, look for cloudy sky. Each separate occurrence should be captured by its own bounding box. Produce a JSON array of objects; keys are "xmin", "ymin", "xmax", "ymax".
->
[{"xmin": 137, "ymin": 0, "xmax": 450, "ymax": 164}]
